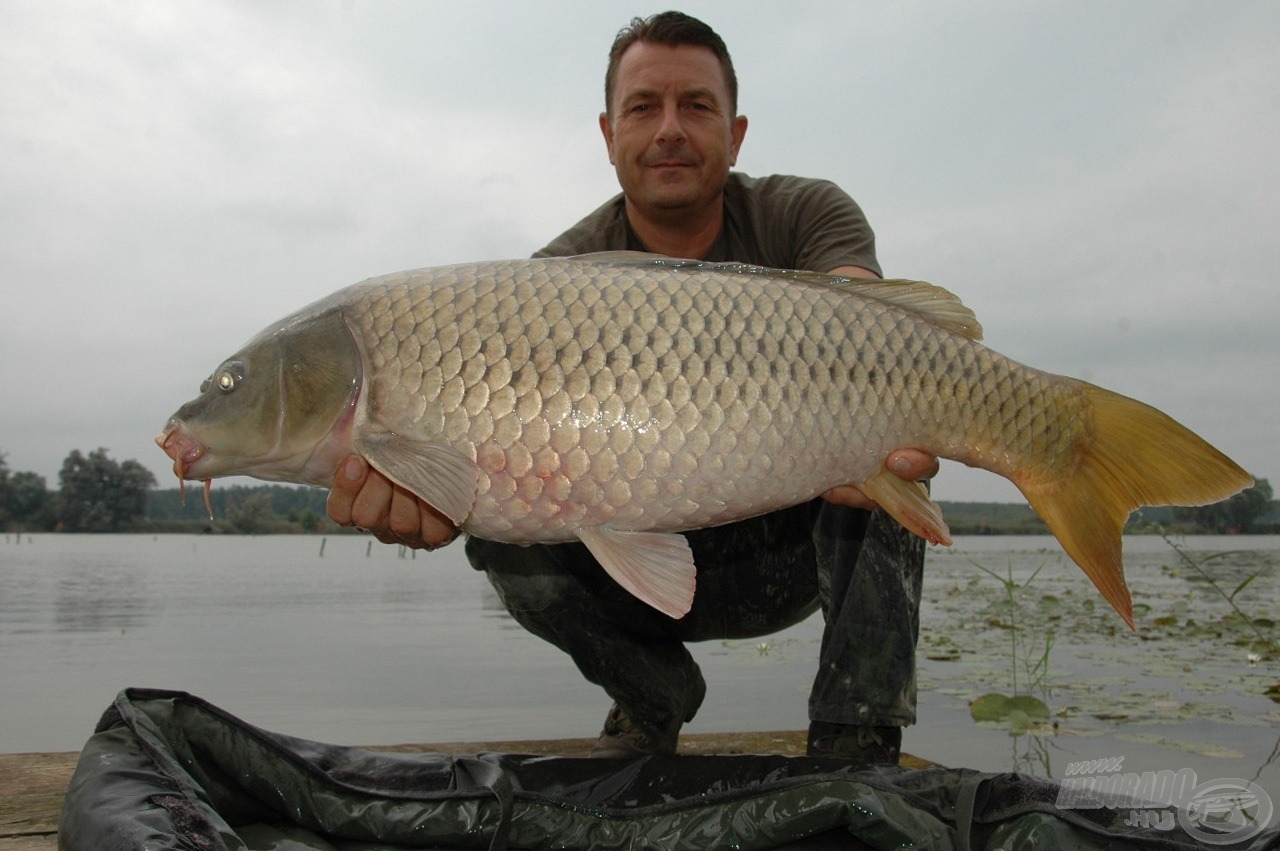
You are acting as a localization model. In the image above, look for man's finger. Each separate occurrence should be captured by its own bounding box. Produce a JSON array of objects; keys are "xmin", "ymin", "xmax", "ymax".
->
[
  {"xmin": 326, "ymin": 455, "xmax": 369, "ymax": 525},
  {"xmin": 418, "ymin": 500, "xmax": 460, "ymax": 548},
  {"xmin": 350, "ymin": 468, "xmax": 395, "ymax": 530},
  {"xmin": 886, "ymin": 449, "xmax": 939, "ymax": 482},
  {"xmin": 388, "ymin": 484, "xmax": 425, "ymax": 542},
  {"xmin": 822, "ymin": 485, "xmax": 877, "ymax": 510}
]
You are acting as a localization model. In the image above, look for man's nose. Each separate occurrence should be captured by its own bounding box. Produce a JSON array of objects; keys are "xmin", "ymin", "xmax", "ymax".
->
[{"xmin": 654, "ymin": 104, "xmax": 687, "ymax": 145}]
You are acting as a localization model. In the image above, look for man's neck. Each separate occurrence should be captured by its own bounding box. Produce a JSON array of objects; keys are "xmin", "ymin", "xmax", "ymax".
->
[{"xmin": 624, "ymin": 197, "xmax": 724, "ymax": 260}]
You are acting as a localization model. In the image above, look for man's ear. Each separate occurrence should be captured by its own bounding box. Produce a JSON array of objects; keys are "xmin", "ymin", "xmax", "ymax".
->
[
  {"xmin": 599, "ymin": 112, "xmax": 617, "ymax": 165},
  {"xmin": 728, "ymin": 114, "xmax": 748, "ymax": 166}
]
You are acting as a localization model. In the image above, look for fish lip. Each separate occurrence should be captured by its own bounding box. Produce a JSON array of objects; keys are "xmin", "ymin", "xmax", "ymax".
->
[{"xmin": 156, "ymin": 425, "xmax": 208, "ymax": 479}]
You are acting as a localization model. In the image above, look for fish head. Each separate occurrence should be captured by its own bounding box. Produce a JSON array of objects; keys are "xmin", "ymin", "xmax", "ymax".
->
[{"xmin": 157, "ymin": 308, "xmax": 361, "ymax": 487}]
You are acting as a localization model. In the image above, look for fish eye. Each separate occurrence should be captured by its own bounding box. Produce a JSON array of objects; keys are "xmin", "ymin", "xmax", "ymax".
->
[{"xmin": 207, "ymin": 361, "xmax": 246, "ymax": 394}]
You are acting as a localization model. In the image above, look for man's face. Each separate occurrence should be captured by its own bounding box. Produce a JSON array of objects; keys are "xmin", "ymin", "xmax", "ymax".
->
[{"xmin": 600, "ymin": 42, "xmax": 748, "ymax": 220}]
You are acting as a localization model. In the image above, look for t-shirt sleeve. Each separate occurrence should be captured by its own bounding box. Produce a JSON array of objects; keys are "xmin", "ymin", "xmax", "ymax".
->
[
  {"xmin": 531, "ymin": 195, "xmax": 629, "ymax": 259},
  {"xmin": 784, "ymin": 178, "xmax": 882, "ymax": 277}
]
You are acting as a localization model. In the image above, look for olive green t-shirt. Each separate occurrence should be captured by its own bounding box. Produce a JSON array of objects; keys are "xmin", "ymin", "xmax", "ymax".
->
[{"xmin": 533, "ymin": 172, "xmax": 882, "ymax": 276}]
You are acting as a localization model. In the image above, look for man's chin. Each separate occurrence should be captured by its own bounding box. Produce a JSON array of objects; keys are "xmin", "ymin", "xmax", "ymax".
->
[
  {"xmin": 650, "ymin": 197, "xmax": 698, "ymax": 212},
  {"xmin": 642, "ymin": 185, "xmax": 702, "ymax": 211}
]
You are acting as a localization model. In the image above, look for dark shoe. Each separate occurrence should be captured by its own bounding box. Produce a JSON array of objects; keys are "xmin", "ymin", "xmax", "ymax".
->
[
  {"xmin": 806, "ymin": 721, "xmax": 902, "ymax": 764},
  {"xmin": 590, "ymin": 703, "xmax": 681, "ymax": 758}
]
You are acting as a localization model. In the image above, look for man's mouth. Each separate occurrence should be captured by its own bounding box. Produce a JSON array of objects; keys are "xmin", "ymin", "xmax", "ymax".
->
[{"xmin": 642, "ymin": 153, "xmax": 697, "ymax": 169}]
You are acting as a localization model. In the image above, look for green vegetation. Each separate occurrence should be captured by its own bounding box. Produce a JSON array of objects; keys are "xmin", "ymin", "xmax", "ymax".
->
[
  {"xmin": 1173, "ymin": 477, "xmax": 1275, "ymax": 533},
  {"xmin": 146, "ymin": 483, "xmax": 338, "ymax": 534},
  {"xmin": 967, "ymin": 560, "xmax": 1055, "ymax": 734},
  {"xmin": 57, "ymin": 448, "xmax": 156, "ymax": 532},
  {"xmin": 1, "ymin": 447, "xmax": 337, "ymax": 534},
  {"xmin": 1159, "ymin": 532, "xmax": 1279, "ymax": 666},
  {"xmin": 935, "ymin": 502, "xmax": 1049, "ymax": 535},
  {"xmin": 1, "ymin": 447, "xmax": 1276, "ymax": 535},
  {"xmin": 2, "ymin": 448, "xmax": 155, "ymax": 533},
  {"xmin": 942, "ymin": 477, "xmax": 1276, "ymax": 535},
  {"xmin": 913, "ymin": 535, "xmax": 1280, "ymax": 777}
]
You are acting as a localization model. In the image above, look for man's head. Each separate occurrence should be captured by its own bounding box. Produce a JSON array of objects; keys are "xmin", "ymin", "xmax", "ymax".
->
[
  {"xmin": 599, "ymin": 12, "xmax": 748, "ymax": 237},
  {"xmin": 604, "ymin": 11, "xmax": 738, "ymax": 119}
]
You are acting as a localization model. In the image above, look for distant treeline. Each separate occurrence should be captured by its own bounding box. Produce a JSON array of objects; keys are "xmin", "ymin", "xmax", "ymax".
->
[
  {"xmin": 141, "ymin": 485, "xmax": 1280, "ymax": 536},
  {"xmin": 144, "ymin": 483, "xmax": 345, "ymax": 535},
  {"xmin": 934, "ymin": 502, "xmax": 1268, "ymax": 535},
  {"xmin": 4, "ymin": 441, "xmax": 1276, "ymax": 535}
]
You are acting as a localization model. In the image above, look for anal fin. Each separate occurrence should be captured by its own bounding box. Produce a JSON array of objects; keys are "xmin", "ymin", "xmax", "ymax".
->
[
  {"xmin": 575, "ymin": 526, "xmax": 696, "ymax": 619},
  {"xmin": 858, "ymin": 469, "xmax": 952, "ymax": 547}
]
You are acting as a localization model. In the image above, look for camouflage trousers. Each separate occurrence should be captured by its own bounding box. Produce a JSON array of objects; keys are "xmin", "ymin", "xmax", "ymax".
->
[{"xmin": 465, "ymin": 499, "xmax": 923, "ymax": 733}]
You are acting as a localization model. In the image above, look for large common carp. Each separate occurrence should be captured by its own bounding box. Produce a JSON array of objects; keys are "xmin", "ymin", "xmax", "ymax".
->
[{"xmin": 157, "ymin": 253, "xmax": 1251, "ymax": 626}]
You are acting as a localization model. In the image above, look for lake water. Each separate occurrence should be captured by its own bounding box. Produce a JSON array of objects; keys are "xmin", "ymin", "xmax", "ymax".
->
[{"xmin": 3, "ymin": 532, "xmax": 1279, "ymax": 805}]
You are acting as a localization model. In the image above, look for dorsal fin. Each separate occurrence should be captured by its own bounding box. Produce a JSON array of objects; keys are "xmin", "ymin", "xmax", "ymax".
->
[
  {"xmin": 837, "ymin": 278, "xmax": 983, "ymax": 341},
  {"xmin": 572, "ymin": 252, "xmax": 983, "ymax": 341}
]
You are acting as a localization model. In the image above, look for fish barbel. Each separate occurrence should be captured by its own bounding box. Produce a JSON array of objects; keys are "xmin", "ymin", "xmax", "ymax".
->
[{"xmin": 156, "ymin": 253, "xmax": 1252, "ymax": 626}]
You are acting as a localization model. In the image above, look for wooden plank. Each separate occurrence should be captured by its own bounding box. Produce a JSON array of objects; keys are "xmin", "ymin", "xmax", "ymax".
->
[
  {"xmin": 0, "ymin": 837, "xmax": 57, "ymax": 851},
  {"xmin": 0, "ymin": 751, "xmax": 78, "ymax": 850},
  {"xmin": 1, "ymin": 732, "xmax": 937, "ymax": 846}
]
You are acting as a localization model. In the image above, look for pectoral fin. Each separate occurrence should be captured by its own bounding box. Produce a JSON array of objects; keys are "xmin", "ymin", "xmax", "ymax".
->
[
  {"xmin": 575, "ymin": 526, "xmax": 696, "ymax": 619},
  {"xmin": 858, "ymin": 469, "xmax": 952, "ymax": 547},
  {"xmin": 355, "ymin": 431, "xmax": 479, "ymax": 526}
]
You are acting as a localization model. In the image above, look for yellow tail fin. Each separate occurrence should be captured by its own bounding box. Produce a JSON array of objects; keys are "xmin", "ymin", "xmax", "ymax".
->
[{"xmin": 1016, "ymin": 384, "xmax": 1252, "ymax": 629}]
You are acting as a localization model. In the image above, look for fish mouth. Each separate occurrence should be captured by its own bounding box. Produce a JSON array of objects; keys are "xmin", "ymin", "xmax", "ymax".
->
[
  {"xmin": 156, "ymin": 422, "xmax": 208, "ymax": 476},
  {"xmin": 156, "ymin": 422, "xmax": 214, "ymax": 517}
]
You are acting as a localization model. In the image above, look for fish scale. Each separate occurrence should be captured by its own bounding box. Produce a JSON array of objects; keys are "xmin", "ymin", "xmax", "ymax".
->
[{"xmin": 158, "ymin": 253, "xmax": 1251, "ymax": 623}]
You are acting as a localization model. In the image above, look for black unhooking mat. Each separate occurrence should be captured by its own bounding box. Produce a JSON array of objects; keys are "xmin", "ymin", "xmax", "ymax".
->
[{"xmin": 60, "ymin": 689, "xmax": 1278, "ymax": 850}]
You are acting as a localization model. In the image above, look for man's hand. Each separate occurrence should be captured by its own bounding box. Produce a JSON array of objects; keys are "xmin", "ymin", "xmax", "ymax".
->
[
  {"xmin": 822, "ymin": 449, "xmax": 939, "ymax": 510},
  {"xmin": 326, "ymin": 455, "xmax": 459, "ymax": 549}
]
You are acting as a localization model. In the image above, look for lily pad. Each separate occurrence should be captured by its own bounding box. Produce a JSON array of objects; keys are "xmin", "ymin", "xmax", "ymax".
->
[
  {"xmin": 970, "ymin": 693, "xmax": 1013, "ymax": 722},
  {"xmin": 969, "ymin": 692, "xmax": 1051, "ymax": 731},
  {"xmin": 1008, "ymin": 694, "xmax": 1051, "ymax": 721}
]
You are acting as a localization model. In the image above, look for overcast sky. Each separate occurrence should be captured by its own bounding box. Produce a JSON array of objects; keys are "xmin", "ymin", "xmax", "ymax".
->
[{"xmin": 2, "ymin": 0, "xmax": 1277, "ymax": 506}]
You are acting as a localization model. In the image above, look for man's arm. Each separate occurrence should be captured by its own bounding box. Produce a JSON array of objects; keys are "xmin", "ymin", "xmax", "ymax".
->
[{"xmin": 828, "ymin": 264, "xmax": 877, "ymax": 279}]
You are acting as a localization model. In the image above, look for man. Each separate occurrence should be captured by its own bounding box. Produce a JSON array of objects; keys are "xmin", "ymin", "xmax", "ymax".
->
[{"xmin": 328, "ymin": 11, "xmax": 937, "ymax": 762}]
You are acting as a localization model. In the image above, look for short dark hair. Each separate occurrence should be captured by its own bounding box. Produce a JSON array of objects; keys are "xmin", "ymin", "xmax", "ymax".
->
[{"xmin": 604, "ymin": 11, "xmax": 738, "ymax": 117}]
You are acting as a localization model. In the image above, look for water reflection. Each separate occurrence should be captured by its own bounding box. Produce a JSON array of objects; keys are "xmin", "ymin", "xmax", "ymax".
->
[{"xmin": 54, "ymin": 562, "xmax": 154, "ymax": 633}]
